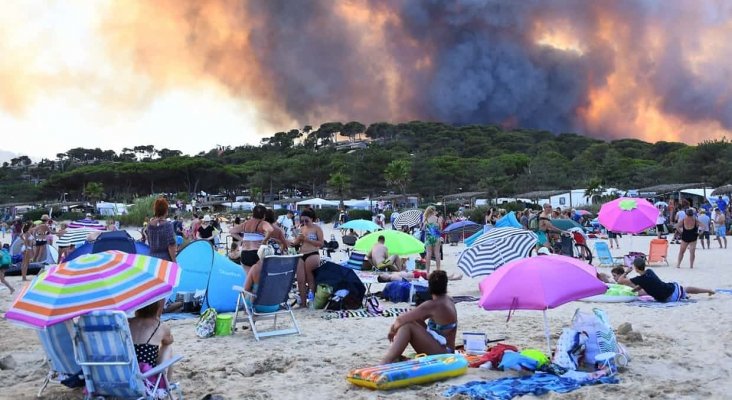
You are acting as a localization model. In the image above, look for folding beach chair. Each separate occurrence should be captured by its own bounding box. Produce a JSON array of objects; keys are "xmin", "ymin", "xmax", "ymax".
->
[
  {"xmin": 647, "ymin": 239, "xmax": 669, "ymax": 266},
  {"xmin": 341, "ymin": 235, "xmax": 357, "ymax": 255},
  {"xmin": 594, "ymin": 241, "xmax": 623, "ymax": 267},
  {"xmin": 344, "ymin": 251, "xmax": 367, "ymax": 270},
  {"xmin": 73, "ymin": 310, "xmax": 183, "ymax": 400},
  {"xmin": 37, "ymin": 320, "xmax": 84, "ymax": 397},
  {"xmin": 232, "ymin": 255, "xmax": 301, "ymax": 341}
]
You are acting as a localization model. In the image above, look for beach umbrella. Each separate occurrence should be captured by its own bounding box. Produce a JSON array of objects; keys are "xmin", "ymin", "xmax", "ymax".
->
[
  {"xmin": 494, "ymin": 212, "xmax": 522, "ymax": 229},
  {"xmin": 393, "ymin": 209, "xmax": 423, "ymax": 230},
  {"xmin": 479, "ymin": 255, "xmax": 606, "ymax": 353},
  {"xmin": 458, "ymin": 228, "xmax": 537, "ymax": 277},
  {"xmin": 4, "ymin": 251, "xmax": 180, "ymax": 329},
  {"xmin": 654, "ymin": 201, "xmax": 668, "ymax": 207},
  {"xmin": 55, "ymin": 227, "xmax": 94, "ymax": 248},
  {"xmin": 550, "ymin": 219, "xmax": 584, "ymax": 231},
  {"xmin": 354, "ymin": 230, "xmax": 425, "ymax": 256},
  {"xmin": 341, "ymin": 219, "xmax": 380, "ymax": 232},
  {"xmin": 68, "ymin": 218, "xmax": 106, "ymax": 230},
  {"xmin": 443, "ymin": 220, "xmax": 479, "ymax": 233},
  {"xmin": 711, "ymin": 185, "xmax": 732, "ymax": 196},
  {"xmin": 598, "ymin": 197, "xmax": 658, "ymax": 234}
]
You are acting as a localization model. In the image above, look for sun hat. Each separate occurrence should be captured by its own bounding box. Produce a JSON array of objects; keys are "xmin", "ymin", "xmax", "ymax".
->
[
  {"xmin": 203, "ymin": 215, "xmax": 212, "ymax": 222},
  {"xmin": 41, "ymin": 214, "xmax": 49, "ymax": 221},
  {"xmin": 537, "ymin": 247, "xmax": 552, "ymax": 256}
]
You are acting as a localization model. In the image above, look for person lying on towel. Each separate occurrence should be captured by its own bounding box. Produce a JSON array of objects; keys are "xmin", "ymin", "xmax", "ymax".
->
[
  {"xmin": 612, "ymin": 258, "xmax": 714, "ymax": 302},
  {"xmin": 377, "ymin": 270, "xmax": 462, "ymax": 283},
  {"xmin": 381, "ymin": 271, "xmax": 457, "ymax": 364}
]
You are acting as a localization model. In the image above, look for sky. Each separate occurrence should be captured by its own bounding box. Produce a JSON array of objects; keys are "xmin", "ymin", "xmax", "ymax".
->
[{"xmin": 2, "ymin": 1, "xmax": 732, "ymax": 161}]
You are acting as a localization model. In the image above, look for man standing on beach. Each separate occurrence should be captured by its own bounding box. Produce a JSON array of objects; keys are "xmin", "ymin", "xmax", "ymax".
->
[
  {"xmin": 714, "ymin": 208, "xmax": 727, "ymax": 249},
  {"xmin": 697, "ymin": 210, "xmax": 711, "ymax": 249}
]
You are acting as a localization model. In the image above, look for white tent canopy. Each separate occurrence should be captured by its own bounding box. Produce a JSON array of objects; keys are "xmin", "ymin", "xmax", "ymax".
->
[
  {"xmin": 343, "ymin": 199, "xmax": 371, "ymax": 209},
  {"xmin": 223, "ymin": 201, "xmax": 255, "ymax": 211},
  {"xmin": 296, "ymin": 198, "xmax": 339, "ymax": 208},
  {"xmin": 96, "ymin": 202, "xmax": 128, "ymax": 216}
]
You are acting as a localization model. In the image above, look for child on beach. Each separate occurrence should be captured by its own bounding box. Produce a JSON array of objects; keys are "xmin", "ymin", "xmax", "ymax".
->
[{"xmin": 611, "ymin": 258, "xmax": 714, "ymax": 302}]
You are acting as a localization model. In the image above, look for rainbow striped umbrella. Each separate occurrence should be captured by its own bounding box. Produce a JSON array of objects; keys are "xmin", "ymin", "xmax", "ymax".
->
[{"xmin": 4, "ymin": 251, "xmax": 180, "ymax": 329}]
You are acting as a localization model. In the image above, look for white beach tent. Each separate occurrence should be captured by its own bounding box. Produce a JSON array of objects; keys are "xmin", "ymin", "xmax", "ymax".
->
[
  {"xmin": 96, "ymin": 202, "xmax": 128, "ymax": 216},
  {"xmin": 296, "ymin": 198, "xmax": 339, "ymax": 209},
  {"xmin": 343, "ymin": 199, "xmax": 371, "ymax": 210}
]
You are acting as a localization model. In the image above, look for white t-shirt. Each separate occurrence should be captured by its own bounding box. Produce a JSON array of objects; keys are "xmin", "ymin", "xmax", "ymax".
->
[
  {"xmin": 656, "ymin": 214, "xmax": 666, "ymax": 225},
  {"xmin": 277, "ymin": 215, "xmax": 294, "ymax": 237},
  {"xmin": 697, "ymin": 214, "xmax": 711, "ymax": 231}
]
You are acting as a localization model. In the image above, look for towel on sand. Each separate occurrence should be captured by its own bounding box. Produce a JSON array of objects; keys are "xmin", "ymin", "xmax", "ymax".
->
[{"xmin": 444, "ymin": 372, "xmax": 618, "ymax": 400}]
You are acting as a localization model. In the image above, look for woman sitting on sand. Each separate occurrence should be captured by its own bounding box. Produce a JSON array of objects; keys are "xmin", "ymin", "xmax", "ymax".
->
[
  {"xmin": 381, "ymin": 271, "xmax": 457, "ymax": 364},
  {"xmin": 128, "ymin": 299, "xmax": 175, "ymax": 381},
  {"xmin": 611, "ymin": 258, "xmax": 714, "ymax": 302}
]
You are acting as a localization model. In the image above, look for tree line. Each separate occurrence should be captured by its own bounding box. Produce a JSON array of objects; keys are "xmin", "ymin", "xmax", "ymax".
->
[{"xmin": 1, "ymin": 121, "xmax": 731, "ymax": 204}]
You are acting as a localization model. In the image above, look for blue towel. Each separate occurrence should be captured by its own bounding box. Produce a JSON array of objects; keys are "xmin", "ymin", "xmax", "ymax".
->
[
  {"xmin": 444, "ymin": 373, "xmax": 619, "ymax": 400},
  {"xmin": 715, "ymin": 289, "xmax": 732, "ymax": 295}
]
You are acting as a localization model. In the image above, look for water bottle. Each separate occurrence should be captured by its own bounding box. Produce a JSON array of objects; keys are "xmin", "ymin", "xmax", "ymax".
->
[{"xmin": 307, "ymin": 291, "xmax": 315, "ymax": 310}]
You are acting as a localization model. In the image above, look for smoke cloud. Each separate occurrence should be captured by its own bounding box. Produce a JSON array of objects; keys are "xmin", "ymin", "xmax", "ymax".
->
[{"xmin": 3, "ymin": 0, "xmax": 732, "ymax": 149}]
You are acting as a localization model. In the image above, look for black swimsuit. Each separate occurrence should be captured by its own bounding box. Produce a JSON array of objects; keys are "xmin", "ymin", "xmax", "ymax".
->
[
  {"xmin": 681, "ymin": 223, "xmax": 698, "ymax": 243},
  {"xmin": 134, "ymin": 320, "xmax": 161, "ymax": 367}
]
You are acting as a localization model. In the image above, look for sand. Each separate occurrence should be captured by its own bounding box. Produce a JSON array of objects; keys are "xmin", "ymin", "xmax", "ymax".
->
[{"xmin": 1, "ymin": 226, "xmax": 731, "ymax": 400}]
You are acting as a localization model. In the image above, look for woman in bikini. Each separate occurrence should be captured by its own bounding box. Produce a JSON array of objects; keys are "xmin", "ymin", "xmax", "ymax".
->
[
  {"xmin": 20, "ymin": 222, "xmax": 34, "ymax": 281},
  {"xmin": 676, "ymin": 208, "xmax": 699, "ymax": 268},
  {"xmin": 239, "ymin": 205, "xmax": 273, "ymax": 274},
  {"xmin": 292, "ymin": 208, "xmax": 323, "ymax": 307},
  {"xmin": 128, "ymin": 299, "xmax": 174, "ymax": 381},
  {"xmin": 381, "ymin": 271, "xmax": 457, "ymax": 364},
  {"xmin": 422, "ymin": 206, "xmax": 441, "ymax": 273},
  {"xmin": 33, "ymin": 215, "xmax": 51, "ymax": 262}
]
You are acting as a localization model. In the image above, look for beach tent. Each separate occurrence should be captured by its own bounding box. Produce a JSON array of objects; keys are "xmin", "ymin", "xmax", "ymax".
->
[
  {"xmin": 296, "ymin": 198, "xmax": 339, "ymax": 209},
  {"xmin": 172, "ymin": 240, "xmax": 245, "ymax": 313},
  {"xmin": 65, "ymin": 231, "xmax": 150, "ymax": 262},
  {"xmin": 494, "ymin": 212, "xmax": 522, "ymax": 229},
  {"xmin": 96, "ymin": 202, "xmax": 128, "ymax": 216},
  {"xmin": 314, "ymin": 261, "xmax": 366, "ymax": 306},
  {"xmin": 6, "ymin": 237, "xmax": 58, "ymax": 276}
]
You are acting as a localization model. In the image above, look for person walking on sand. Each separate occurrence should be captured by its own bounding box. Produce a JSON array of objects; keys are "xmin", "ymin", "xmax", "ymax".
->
[
  {"xmin": 422, "ymin": 206, "xmax": 441, "ymax": 273},
  {"xmin": 0, "ymin": 246, "xmax": 15, "ymax": 294},
  {"xmin": 713, "ymin": 208, "xmax": 727, "ymax": 249},
  {"xmin": 612, "ymin": 258, "xmax": 714, "ymax": 302},
  {"xmin": 697, "ymin": 209, "xmax": 711, "ymax": 249},
  {"xmin": 675, "ymin": 208, "xmax": 699, "ymax": 268}
]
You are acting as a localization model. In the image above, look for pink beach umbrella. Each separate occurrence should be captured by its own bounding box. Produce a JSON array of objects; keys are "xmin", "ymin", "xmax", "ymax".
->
[
  {"xmin": 598, "ymin": 197, "xmax": 658, "ymax": 234},
  {"xmin": 479, "ymin": 255, "xmax": 607, "ymax": 352}
]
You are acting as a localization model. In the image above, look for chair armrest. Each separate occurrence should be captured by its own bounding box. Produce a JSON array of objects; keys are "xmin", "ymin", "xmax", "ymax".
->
[
  {"xmin": 141, "ymin": 355, "xmax": 184, "ymax": 379},
  {"xmin": 232, "ymin": 285, "xmax": 256, "ymax": 299},
  {"xmin": 232, "ymin": 285, "xmax": 243, "ymax": 292}
]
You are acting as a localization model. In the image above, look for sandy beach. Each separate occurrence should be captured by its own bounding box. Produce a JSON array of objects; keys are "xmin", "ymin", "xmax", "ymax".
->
[{"xmin": 1, "ymin": 225, "xmax": 731, "ymax": 399}]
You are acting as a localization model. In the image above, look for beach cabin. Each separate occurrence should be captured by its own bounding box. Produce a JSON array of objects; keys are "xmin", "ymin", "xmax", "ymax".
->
[{"xmin": 549, "ymin": 190, "xmax": 591, "ymax": 209}]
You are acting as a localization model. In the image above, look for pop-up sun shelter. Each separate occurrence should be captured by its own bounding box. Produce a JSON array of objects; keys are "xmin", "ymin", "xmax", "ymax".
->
[
  {"xmin": 171, "ymin": 240, "xmax": 245, "ymax": 313},
  {"xmin": 65, "ymin": 231, "xmax": 149, "ymax": 262}
]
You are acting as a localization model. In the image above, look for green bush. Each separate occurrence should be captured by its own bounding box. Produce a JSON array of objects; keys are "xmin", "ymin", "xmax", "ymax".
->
[
  {"xmin": 315, "ymin": 207, "xmax": 339, "ymax": 223},
  {"xmin": 119, "ymin": 196, "xmax": 156, "ymax": 227},
  {"xmin": 347, "ymin": 209, "xmax": 374, "ymax": 221}
]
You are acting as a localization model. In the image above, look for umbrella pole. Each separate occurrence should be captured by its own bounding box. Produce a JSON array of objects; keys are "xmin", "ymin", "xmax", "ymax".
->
[{"xmin": 543, "ymin": 309, "xmax": 552, "ymax": 355}]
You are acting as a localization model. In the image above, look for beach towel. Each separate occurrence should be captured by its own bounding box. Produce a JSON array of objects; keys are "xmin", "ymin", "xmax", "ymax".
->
[
  {"xmin": 443, "ymin": 372, "xmax": 619, "ymax": 400},
  {"xmin": 321, "ymin": 307, "xmax": 409, "ymax": 320},
  {"xmin": 715, "ymin": 289, "xmax": 732, "ymax": 295},
  {"xmin": 627, "ymin": 299, "xmax": 696, "ymax": 308}
]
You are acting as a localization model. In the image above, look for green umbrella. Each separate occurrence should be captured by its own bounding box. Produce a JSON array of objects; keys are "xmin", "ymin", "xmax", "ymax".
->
[
  {"xmin": 354, "ymin": 230, "xmax": 425, "ymax": 256},
  {"xmin": 550, "ymin": 219, "xmax": 583, "ymax": 231}
]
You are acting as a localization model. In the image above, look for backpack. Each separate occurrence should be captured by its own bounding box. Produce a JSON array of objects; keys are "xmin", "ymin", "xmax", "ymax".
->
[
  {"xmin": 571, "ymin": 308, "xmax": 619, "ymax": 366},
  {"xmin": 195, "ymin": 308, "xmax": 217, "ymax": 338},
  {"xmin": 529, "ymin": 216, "xmax": 539, "ymax": 230},
  {"xmin": 382, "ymin": 281, "xmax": 412, "ymax": 303}
]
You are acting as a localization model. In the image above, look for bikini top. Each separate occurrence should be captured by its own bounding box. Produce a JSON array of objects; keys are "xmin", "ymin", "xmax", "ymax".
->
[
  {"xmin": 427, "ymin": 318, "xmax": 457, "ymax": 333},
  {"xmin": 242, "ymin": 220, "xmax": 265, "ymax": 241},
  {"xmin": 306, "ymin": 231, "xmax": 318, "ymax": 241},
  {"xmin": 134, "ymin": 320, "xmax": 161, "ymax": 367}
]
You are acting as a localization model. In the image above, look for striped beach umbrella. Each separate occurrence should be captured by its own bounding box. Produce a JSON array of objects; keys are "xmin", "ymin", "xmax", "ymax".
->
[
  {"xmin": 56, "ymin": 228, "xmax": 94, "ymax": 248},
  {"xmin": 68, "ymin": 218, "xmax": 106, "ymax": 230},
  {"xmin": 4, "ymin": 251, "xmax": 180, "ymax": 329},
  {"xmin": 393, "ymin": 209, "xmax": 423, "ymax": 230},
  {"xmin": 458, "ymin": 228, "xmax": 537, "ymax": 278}
]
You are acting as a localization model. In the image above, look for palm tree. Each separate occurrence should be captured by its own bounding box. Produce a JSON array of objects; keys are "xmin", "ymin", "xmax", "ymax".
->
[
  {"xmin": 84, "ymin": 182, "xmax": 104, "ymax": 209},
  {"xmin": 384, "ymin": 160, "xmax": 412, "ymax": 195},
  {"xmin": 328, "ymin": 172, "xmax": 351, "ymax": 208}
]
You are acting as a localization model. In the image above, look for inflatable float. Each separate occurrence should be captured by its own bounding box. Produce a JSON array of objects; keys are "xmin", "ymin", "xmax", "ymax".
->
[
  {"xmin": 580, "ymin": 284, "xmax": 637, "ymax": 303},
  {"xmin": 347, "ymin": 353, "xmax": 468, "ymax": 390}
]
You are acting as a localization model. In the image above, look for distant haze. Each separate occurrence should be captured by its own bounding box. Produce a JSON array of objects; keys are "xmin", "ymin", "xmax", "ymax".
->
[{"xmin": 1, "ymin": 1, "xmax": 731, "ymax": 159}]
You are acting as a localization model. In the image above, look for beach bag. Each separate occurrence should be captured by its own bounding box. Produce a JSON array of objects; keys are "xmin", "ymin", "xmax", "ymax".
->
[
  {"xmin": 413, "ymin": 284, "xmax": 430, "ymax": 306},
  {"xmin": 382, "ymin": 281, "xmax": 411, "ymax": 303},
  {"xmin": 572, "ymin": 308, "xmax": 618, "ymax": 365},
  {"xmin": 314, "ymin": 284, "xmax": 333, "ymax": 309},
  {"xmin": 365, "ymin": 295, "xmax": 382, "ymax": 314},
  {"xmin": 552, "ymin": 328, "xmax": 588, "ymax": 370},
  {"xmin": 195, "ymin": 308, "xmax": 217, "ymax": 338},
  {"xmin": 326, "ymin": 289, "xmax": 361, "ymax": 311}
]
